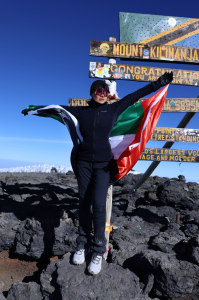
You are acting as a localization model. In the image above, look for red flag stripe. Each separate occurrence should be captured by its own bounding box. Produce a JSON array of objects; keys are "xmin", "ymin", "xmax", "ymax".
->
[{"xmin": 115, "ymin": 85, "xmax": 169, "ymax": 179}]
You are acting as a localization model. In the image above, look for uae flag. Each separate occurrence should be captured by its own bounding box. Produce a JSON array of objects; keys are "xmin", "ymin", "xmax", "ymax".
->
[{"xmin": 22, "ymin": 85, "xmax": 169, "ymax": 182}]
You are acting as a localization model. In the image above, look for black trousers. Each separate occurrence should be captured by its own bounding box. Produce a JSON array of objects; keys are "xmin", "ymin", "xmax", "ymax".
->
[{"xmin": 76, "ymin": 160, "xmax": 110, "ymax": 255}]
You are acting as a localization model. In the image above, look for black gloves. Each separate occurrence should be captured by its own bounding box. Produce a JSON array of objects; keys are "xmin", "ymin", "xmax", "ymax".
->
[
  {"xmin": 151, "ymin": 71, "xmax": 173, "ymax": 90},
  {"xmin": 157, "ymin": 71, "xmax": 173, "ymax": 86}
]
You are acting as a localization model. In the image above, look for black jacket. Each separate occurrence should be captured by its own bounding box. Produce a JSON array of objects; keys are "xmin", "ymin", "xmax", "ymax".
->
[{"xmin": 63, "ymin": 81, "xmax": 163, "ymax": 162}]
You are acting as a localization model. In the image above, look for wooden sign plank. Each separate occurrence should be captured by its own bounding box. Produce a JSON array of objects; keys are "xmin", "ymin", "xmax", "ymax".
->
[
  {"xmin": 89, "ymin": 62, "xmax": 199, "ymax": 87},
  {"xmin": 150, "ymin": 128, "xmax": 199, "ymax": 143},
  {"xmin": 69, "ymin": 98, "xmax": 199, "ymax": 112},
  {"xmin": 90, "ymin": 41, "xmax": 199, "ymax": 64},
  {"xmin": 139, "ymin": 148, "xmax": 199, "ymax": 163},
  {"xmin": 161, "ymin": 98, "xmax": 199, "ymax": 112}
]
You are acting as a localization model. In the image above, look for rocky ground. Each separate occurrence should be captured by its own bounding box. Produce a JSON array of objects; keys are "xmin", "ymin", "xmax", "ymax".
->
[{"xmin": 0, "ymin": 171, "xmax": 199, "ymax": 299}]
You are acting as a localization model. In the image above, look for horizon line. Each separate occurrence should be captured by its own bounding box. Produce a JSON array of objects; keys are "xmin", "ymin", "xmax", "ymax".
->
[{"xmin": 0, "ymin": 137, "xmax": 72, "ymax": 144}]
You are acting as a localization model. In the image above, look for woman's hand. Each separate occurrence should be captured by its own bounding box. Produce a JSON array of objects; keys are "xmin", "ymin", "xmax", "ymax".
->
[{"xmin": 157, "ymin": 71, "xmax": 173, "ymax": 86}]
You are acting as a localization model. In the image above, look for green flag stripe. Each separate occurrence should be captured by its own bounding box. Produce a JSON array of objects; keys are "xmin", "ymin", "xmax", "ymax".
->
[
  {"xmin": 22, "ymin": 106, "xmax": 64, "ymax": 124},
  {"xmin": 110, "ymin": 102, "xmax": 143, "ymax": 137},
  {"xmin": 21, "ymin": 105, "xmax": 46, "ymax": 114}
]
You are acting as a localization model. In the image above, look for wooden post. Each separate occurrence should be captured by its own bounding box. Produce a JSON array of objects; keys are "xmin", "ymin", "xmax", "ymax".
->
[
  {"xmin": 104, "ymin": 185, "xmax": 113, "ymax": 259},
  {"xmin": 104, "ymin": 37, "xmax": 116, "ymax": 260}
]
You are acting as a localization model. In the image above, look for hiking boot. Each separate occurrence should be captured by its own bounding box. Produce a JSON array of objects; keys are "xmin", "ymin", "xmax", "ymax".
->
[
  {"xmin": 88, "ymin": 253, "xmax": 102, "ymax": 275},
  {"xmin": 73, "ymin": 248, "xmax": 88, "ymax": 265}
]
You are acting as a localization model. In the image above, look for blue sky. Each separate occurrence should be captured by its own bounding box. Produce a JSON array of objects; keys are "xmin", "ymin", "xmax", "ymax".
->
[{"xmin": 0, "ymin": 0, "xmax": 199, "ymax": 183}]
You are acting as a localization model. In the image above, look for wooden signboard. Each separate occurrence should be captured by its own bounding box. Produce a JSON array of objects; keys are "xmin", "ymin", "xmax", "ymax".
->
[
  {"xmin": 68, "ymin": 98, "xmax": 119, "ymax": 107},
  {"xmin": 150, "ymin": 128, "xmax": 199, "ymax": 143},
  {"xmin": 90, "ymin": 41, "xmax": 199, "ymax": 64},
  {"xmin": 139, "ymin": 148, "xmax": 199, "ymax": 162},
  {"xmin": 69, "ymin": 98, "xmax": 199, "ymax": 112},
  {"xmin": 161, "ymin": 98, "xmax": 199, "ymax": 112},
  {"xmin": 89, "ymin": 62, "xmax": 199, "ymax": 87}
]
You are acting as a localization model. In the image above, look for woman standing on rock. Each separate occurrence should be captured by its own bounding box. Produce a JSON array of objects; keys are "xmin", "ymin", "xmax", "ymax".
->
[
  {"xmin": 64, "ymin": 73, "xmax": 173, "ymax": 275},
  {"xmin": 22, "ymin": 73, "xmax": 173, "ymax": 275}
]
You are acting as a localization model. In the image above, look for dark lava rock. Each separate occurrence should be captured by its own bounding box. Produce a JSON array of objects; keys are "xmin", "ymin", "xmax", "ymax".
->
[
  {"xmin": 41, "ymin": 252, "xmax": 143, "ymax": 300},
  {"xmin": 181, "ymin": 210, "xmax": 199, "ymax": 227},
  {"xmin": 183, "ymin": 224, "xmax": 199, "ymax": 237},
  {"xmin": 151, "ymin": 223, "xmax": 185, "ymax": 253},
  {"xmin": 53, "ymin": 215, "xmax": 78, "ymax": 256},
  {"xmin": 187, "ymin": 236, "xmax": 199, "ymax": 266},
  {"xmin": 131, "ymin": 249, "xmax": 199, "ymax": 299},
  {"xmin": 112, "ymin": 216, "xmax": 162, "ymax": 246},
  {"xmin": 14, "ymin": 211, "xmax": 78, "ymax": 259},
  {"xmin": 110, "ymin": 216, "xmax": 161, "ymax": 267},
  {"xmin": 1, "ymin": 172, "xmax": 199, "ymax": 299},
  {"xmin": 157, "ymin": 180, "xmax": 199, "ymax": 210},
  {"xmin": 66, "ymin": 170, "xmax": 74, "ymax": 175},
  {"xmin": 117, "ymin": 173, "xmax": 136, "ymax": 186},
  {"xmin": 7, "ymin": 282, "xmax": 43, "ymax": 300},
  {"xmin": 186, "ymin": 181, "xmax": 199, "ymax": 201},
  {"xmin": 0, "ymin": 291, "xmax": 6, "ymax": 300},
  {"xmin": 136, "ymin": 205, "xmax": 177, "ymax": 224},
  {"xmin": 15, "ymin": 218, "xmax": 45, "ymax": 259},
  {"xmin": 51, "ymin": 167, "xmax": 58, "ymax": 173},
  {"xmin": 0, "ymin": 212, "xmax": 20, "ymax": 251},
  {"xmin": 144, "ymin": 190, "xmax": 159, "ymax": 204},
  {"xmin": 141, "ymin": 273, "xmax": 155, "ymax": 295},
  {"xmin": 178, "ymin": 175, "xmax": 186, "ymax": 181}
]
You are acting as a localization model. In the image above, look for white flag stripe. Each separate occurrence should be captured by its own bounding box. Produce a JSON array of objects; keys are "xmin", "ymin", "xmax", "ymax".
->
[
  {"xmin": 109, "ymin": 134, "xmax": 136, "ymax": 159},
  {"xmin": 28, "ymin": 111, "xmax": 38, "ymax": 115}
]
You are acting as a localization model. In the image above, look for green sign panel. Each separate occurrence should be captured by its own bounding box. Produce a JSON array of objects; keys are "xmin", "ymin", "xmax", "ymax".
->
[{"xmin": 119, "ymin": 12, "xmax": 199, "ymax": 48}]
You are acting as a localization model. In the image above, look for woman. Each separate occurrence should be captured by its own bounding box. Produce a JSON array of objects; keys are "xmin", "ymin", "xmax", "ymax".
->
[{"xmin": 61, "ymin": 73, "xmax": 173, "ymax": 275}]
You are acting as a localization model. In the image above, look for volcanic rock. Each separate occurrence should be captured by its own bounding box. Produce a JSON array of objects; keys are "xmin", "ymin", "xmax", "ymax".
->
[
  {"xmin": 0, "ymin": 291, "xmax": 6, "ymax": 300},
  {"xmin": 117, "ymin": 173, "xmax": 136, "ymax": 186},
  {"xmin": 41, "ymin": 252, "xmax": 143, "ymax": 300},
  {"xmin": 183, "ymin": 223, "xmax": 199, "ymax": 237},
  {"xmin": 0, "ymin": 212, "xmax": 20, "ymax": 251},
  {"xmin": 53, "ymin": 214, "xmax": 78, "ymax": 256},
  {"xmin": 157, "ymin": 180, "xmax": 199, "ymax": 211},
  {"xmin": 187, "ymin": 236, "xmax": 199, "ymax": 266},
  {"xmin": 15, "ymin": 218, "xmax": 45, "ymax": 259},
  {"xmin": 110, "ymin": 215, "xmax": 162, "ymax": 267},
  {"xmin": 181, "ymin": 210, "xmax": 199, "ymax": 227},
  {"xmin": 151, "ymin": 223, "xmax": 185, "ymax": 253},
  {"xmin": 136, "ymin": 205, "xmax": 177, "ymax": 224},
  {"xmin": 7, "ymin": 282, "xmax": 42, "ymax": 300},
  {"xmin": 1, "ymin": 172, "xmax": 199, "ymax": 299},
  {"xmin": 131, "ymin": 249, "xmax": 199, "ymax": 298}
]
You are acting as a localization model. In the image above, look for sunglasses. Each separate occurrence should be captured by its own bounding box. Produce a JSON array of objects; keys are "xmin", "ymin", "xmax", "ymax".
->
[{"xmin": 94, "ymin": 88, "xmax": 109, "ymax": 97}]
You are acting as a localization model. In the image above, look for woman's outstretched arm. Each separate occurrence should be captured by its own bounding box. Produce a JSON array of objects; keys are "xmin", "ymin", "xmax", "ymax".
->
[{"xmin": 112, "ymin": 72, "xmax": 173, "ymax": 115}]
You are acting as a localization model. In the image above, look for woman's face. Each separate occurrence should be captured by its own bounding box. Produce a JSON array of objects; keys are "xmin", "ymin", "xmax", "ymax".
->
[{"xmin": 92, "ymin": 92, "xmax": 108, "ymax": 104}]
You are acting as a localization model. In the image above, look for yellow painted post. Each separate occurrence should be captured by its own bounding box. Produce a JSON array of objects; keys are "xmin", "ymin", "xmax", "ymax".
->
[{"xmin": 103, "ymin": 37, "xmax": 116, "ymax": 260}]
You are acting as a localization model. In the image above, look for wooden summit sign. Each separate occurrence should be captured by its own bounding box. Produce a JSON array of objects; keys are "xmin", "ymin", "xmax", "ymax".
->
[
  {"xmin": 69, "ymin": 98, "xmax": 199, "ymax": 112},
  {"xmin": 89, "ymin": 62, "xmax": 199, "ymax": 87},
  {"xmin": 119, "ymin": 13, "xmax": 199, "ymax": 48},
  {"xmin": 139, "ymin": 148, "xmax": 199, "ymax": 163},
  {"xmin": 151, "ymin": 128, "xmax": 199, "ymax": 143},
  {"xmin": 90, "ymin": 41, "xmax": 199, "ymax": 64}
]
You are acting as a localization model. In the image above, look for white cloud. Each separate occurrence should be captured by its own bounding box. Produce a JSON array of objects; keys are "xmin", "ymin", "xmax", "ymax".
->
[{"xmin": 0, "ymin": 137, "xmax": 72, "ymax": 144}]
